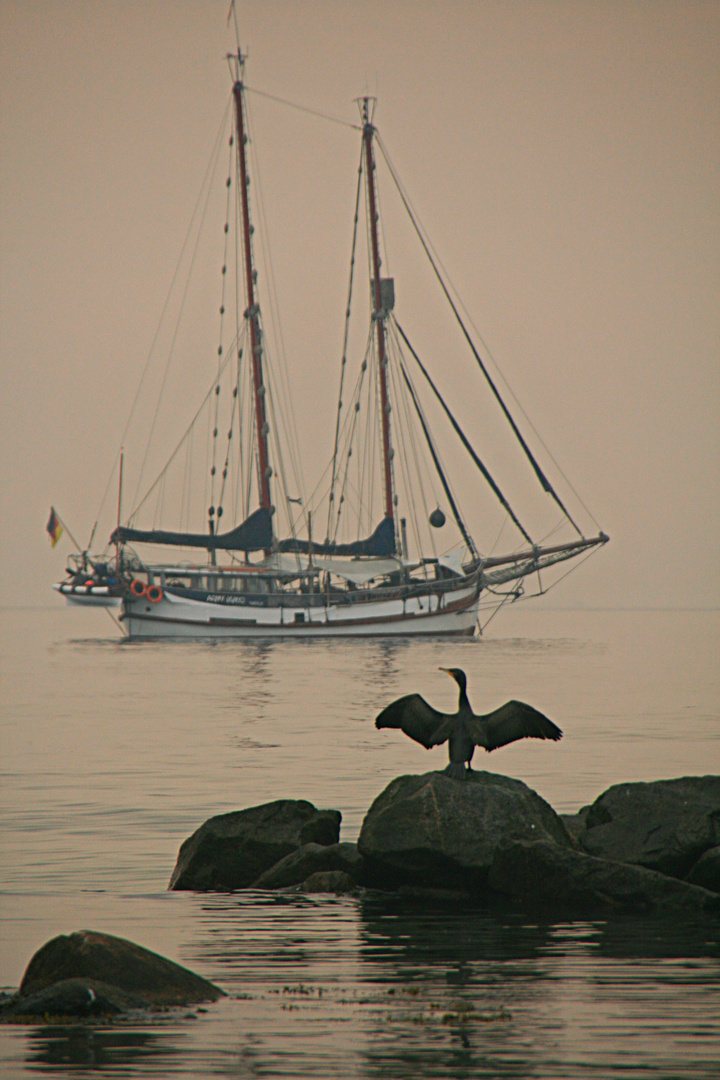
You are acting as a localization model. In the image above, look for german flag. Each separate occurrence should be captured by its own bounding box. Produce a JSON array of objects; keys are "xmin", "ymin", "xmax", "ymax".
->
[{"xmin": 46, "ymin": 507, "xmax": 63, "ymax": 548}]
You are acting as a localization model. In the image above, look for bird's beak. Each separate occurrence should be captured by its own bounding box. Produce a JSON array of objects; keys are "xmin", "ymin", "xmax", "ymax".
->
[{"xmin": 439, "ymin": 667, "xmax": 451, "ymax": 676}]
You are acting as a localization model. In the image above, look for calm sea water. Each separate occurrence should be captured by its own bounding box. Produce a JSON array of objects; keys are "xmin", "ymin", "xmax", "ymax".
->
[{"xmin": 1, "ymin": 605, "xmax": 718, "ymax": 1078}]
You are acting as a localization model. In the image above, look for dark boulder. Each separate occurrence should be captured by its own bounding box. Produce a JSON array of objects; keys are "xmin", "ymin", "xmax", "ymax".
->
[
  {"xmin": 251, "ymin": 841, "xmax": 362, "ymax": 890},
  {"xmin": 489, "ymin": 839, "xmax": 720, "ymax": 915},
  {"xmin": 687, "ymin": 846, "xmax": 720, "ymax": 893},
  {"xmin": 579, "ymin": 777, "xmax": 720, "ymax": 878},
  {"xmin": 2, "ymin": 978, "xmax": 149, "ymax": 1020},
  {"xmin": 302, "ymin": 870, "xmax": 355, "ymax": 894},
  {"xmin": 357, "ymin": 771, "xmax": 573, "ymax": 891},
  {"xmin": 169, "ymin": 799, "xmax": 342, "ymax": 892},
  {"xmin": 16, "ymin": 931, "xmax": 224, "ymax": 1009}
]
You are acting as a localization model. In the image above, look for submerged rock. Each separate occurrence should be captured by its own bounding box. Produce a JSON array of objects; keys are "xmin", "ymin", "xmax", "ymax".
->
[
  {"xmin": 4, "ymin": 930, "xmax": 225, "ymax": 1019},
  {"xmin": 302, "ymin": 870, "xmax": 355, "ymax": 894},
  {"xmin": 2, "ymin": 978, "xmax": 149, "ymax": 1019},
  {"xmin": 169, "ymin": 799, "xmax": 342, "ymax": 892},
  {"xmin": 251, "ymin": 841, "xmax": 362, "ymax": 890},
  {"xmin": 488, "ymin": 839, "xmax": 720, "ymax": 915},
  {"xmin": 358, "ymin": 771, "xmax": 573, "ymax": 892},
  {"xmin": 579, "ymin": 777, "xmax": 720, "ymax": 878}
]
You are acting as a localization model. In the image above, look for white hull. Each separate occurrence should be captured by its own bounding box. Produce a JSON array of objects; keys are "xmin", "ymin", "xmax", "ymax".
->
[
  {"xmin": 53, "ymin": 583, "xmax": 122, "ymax": 608},
  {"xmin": 120, "ymin": 582, "xmax": 479, "ymax": 639}
]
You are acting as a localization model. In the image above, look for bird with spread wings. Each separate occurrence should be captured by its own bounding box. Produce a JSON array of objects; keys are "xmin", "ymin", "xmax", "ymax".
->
[{"xmin": 375, "ymin": 667, "xmax": 562, "ymax": 778}]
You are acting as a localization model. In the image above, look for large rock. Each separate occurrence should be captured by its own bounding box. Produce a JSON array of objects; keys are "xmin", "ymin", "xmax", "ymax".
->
[
  {"xmin": 169, "ymin": 799, "xmax": 342, "ymax": 891},
  {"xmin": 16, "ymin": 931, "xmax": 224, "ymax": 1008},
  {"xmin": 579, "ymin": 777, "xmax": 720, "ymax": 878},
  {"xmin": 357, "ymin": 771, "xmax": 572, "ymax": 891},
  {"xmin": 251, "ymin": 842, "xmax": 362, "ymax": 889},
  {"xmin": 489, "ymin": 839, "xmax": 720, "ymax": 915}
]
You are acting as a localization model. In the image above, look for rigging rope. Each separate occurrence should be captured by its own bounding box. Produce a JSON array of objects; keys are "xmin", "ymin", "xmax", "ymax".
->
[
  {"xmin": 128, "ymin": 338, "xmax": 239, "ymax": 523},
  {"xmin": 244, "ymin": 83, "xmax": 361, "ymax": 132},
  {"xmin": 328, "ymin": 145, "xmax": 365, "ymax": 543},
  {"xmin": 132, "ymin": 110, "xmax": 234, "ymax": 519},
  {"xmin": 330, "ymin": 335, "xmax": 373, "ymax": 543},
  {"xmin": 90, "ymin": 100, "xmax": 233, "ymax": 549},
  {"xmin": 244, "ymin": 90, "xmax": 307, "ymax": 519},
  {"xmin": 386, "ymin": 334, "xmax": 437, "ymax": 560},
  {"xmin": 209, "ymin": 129, "xmax": 238, "ymax": 534},
  {"xmin": 394, "ymin": 319, "xmax": 535, "ymax": 548},
  {"xmin": 398, "ymin": 362, "xmax": 477, "ymax": 557},
  {"xmin": 376, "ymin": 135, "xmax": 584, "ymax": 538}
]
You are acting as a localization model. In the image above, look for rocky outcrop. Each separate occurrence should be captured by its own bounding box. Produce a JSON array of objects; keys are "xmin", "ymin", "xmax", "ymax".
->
[
  {"xmin": 251, "ymin": 841, "xmax": 362, "ymax": 890},
  {"xmin": 161, "ymin": 776, "xmax": 720, "ymax": 916},
  {"xmin": 357, "ymin": 770, "xmax": 573, "ymax": 891},
  {"xmin": 169, "ymin": 799, "xmax": 342, "ymax": 891},
  {"xmin": 1, "ymin": 931, "xmax": 224, "ymax": 1020},
  {"xmin": 578, "ymin": 777, "xmax": 720, "ymax": 878},
  {"xmin": 488, "ymin": 839, "xmax": 720, "ymax": 915}
]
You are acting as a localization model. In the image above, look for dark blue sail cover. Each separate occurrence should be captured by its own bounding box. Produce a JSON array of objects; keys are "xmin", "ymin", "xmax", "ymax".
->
[
  {"xmin": 111, "ymin": 510, "xmax": 396, "ymax": 557},
  {"xmin": 278, "ymin": 516, "xmax": 396, "ymax": 557},
  {"xmin": 111, "ymin": 506, "xmax": 273, "ymax": 552}
]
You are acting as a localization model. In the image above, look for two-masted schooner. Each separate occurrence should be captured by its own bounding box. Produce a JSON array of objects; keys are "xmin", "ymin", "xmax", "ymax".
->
[{"xmin": 53, "ymin": 49, "xmax": 607, "ymax": 638}]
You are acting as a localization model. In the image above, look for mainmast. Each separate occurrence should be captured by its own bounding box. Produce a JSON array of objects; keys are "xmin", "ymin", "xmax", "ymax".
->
[
  {"xmin": 362, "ymin": 98, "xmax": 395, "ymax": 527},
  {"xmin": 232, "ymin": 56, "xmax": 273, "ymax": 528}
]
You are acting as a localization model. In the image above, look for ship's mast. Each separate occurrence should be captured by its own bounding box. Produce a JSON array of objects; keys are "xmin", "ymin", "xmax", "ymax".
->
[
  {"xmin": 232, "ymin": 56, "xmax": 273, "ymax": 526},
  {"xmin": 361, "ymin": 98, "xmax": 395, "ymax": 527}
]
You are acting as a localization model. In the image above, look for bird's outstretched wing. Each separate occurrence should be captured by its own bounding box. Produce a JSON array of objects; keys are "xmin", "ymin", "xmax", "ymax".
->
[
  {"xmin": 467, "ymin": 700, "xmax": 562, "ymax": 752},
  {"xmin": 375, "ymin": 694, "xmax": 453, "ymax": 749}
]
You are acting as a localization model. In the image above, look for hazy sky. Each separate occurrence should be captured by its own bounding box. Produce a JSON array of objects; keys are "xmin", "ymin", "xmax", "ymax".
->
[{"xmin": 1, "ymin": 0, "xmax": 718, "ymax": 613}]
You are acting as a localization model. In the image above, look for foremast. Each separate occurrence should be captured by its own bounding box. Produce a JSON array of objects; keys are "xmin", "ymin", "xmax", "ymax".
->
[
  {"xmin": 232, "ymin": 55, "xmax": 273, "ymax": 537},
  {"xmin": 361, "ymin": 99, "xmax": 396, "ymax": 536}
]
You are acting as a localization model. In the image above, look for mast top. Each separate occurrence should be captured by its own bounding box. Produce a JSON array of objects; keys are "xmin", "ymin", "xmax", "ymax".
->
[
  {"xmin": 357, "ymin": 96, "xmax": 377, "ymax": 130},
  {"xmin": 227, "ymin": 46, "xmax": 247, "ymax": 86}
]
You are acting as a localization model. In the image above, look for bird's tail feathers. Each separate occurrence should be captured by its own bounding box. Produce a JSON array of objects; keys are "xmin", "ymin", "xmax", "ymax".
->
[{"xmin": 444, "ymin": 762, "xmax": 469, "ymax": 780}]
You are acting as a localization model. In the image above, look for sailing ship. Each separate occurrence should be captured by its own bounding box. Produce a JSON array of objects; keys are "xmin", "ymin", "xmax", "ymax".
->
[{"xmin": 52, "ymin": 49, "xmax": 607, "ymax": 639}]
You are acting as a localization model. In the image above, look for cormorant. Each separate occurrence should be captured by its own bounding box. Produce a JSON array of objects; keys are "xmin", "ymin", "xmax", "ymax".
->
[{"xmin": 375, "ymin": 667, "xmax": 562, "ymax": 778}]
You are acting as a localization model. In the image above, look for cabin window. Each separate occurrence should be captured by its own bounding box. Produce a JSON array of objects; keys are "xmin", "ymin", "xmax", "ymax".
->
[
  {"xmin": 294, "ymin": 612, "xmax": 305, "ymax": 623},
  {"xmin": 246, "ymin": 577, "xmax": 270, "ymax": 594},
  {"xmin": 166, "ymin": 577, "xmax": 190, "ymax": 591}
]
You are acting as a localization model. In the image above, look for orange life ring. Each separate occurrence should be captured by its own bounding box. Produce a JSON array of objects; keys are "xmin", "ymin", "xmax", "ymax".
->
[
  {"xmin": 146, "ymin": 584, "xmax": 163, "ymax": 603},
  {"xmin": 130, "ymin": 579, "xmax": 146, "ymax": 598}
]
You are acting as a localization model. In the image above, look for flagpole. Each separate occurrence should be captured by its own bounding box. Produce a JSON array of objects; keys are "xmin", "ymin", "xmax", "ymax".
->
[{"xmin": 115, "ymin": 450, "xmax": 124, "ymax": 579}]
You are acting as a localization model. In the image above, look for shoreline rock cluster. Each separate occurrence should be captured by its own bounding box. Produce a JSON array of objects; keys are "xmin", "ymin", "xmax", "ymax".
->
[
  {"xmin": 168, "ymin": 774, "xmax": 720, "ymax": 917},
  {"xmin": 4, "ymin": 775, "xmax": 717, "ymax": 1023}
]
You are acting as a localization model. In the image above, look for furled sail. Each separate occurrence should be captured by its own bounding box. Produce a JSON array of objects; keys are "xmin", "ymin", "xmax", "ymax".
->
[
  {"xmin": 111, "ymin": 510, "xmax": 397, "ymax": 558},
  {"xmin": 278, "ymin": 516, "xmax": 396, "ymax": 558},
  {"xmin": 111, "ymin": 507, "xmax": 273, "ymax": 551}
]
